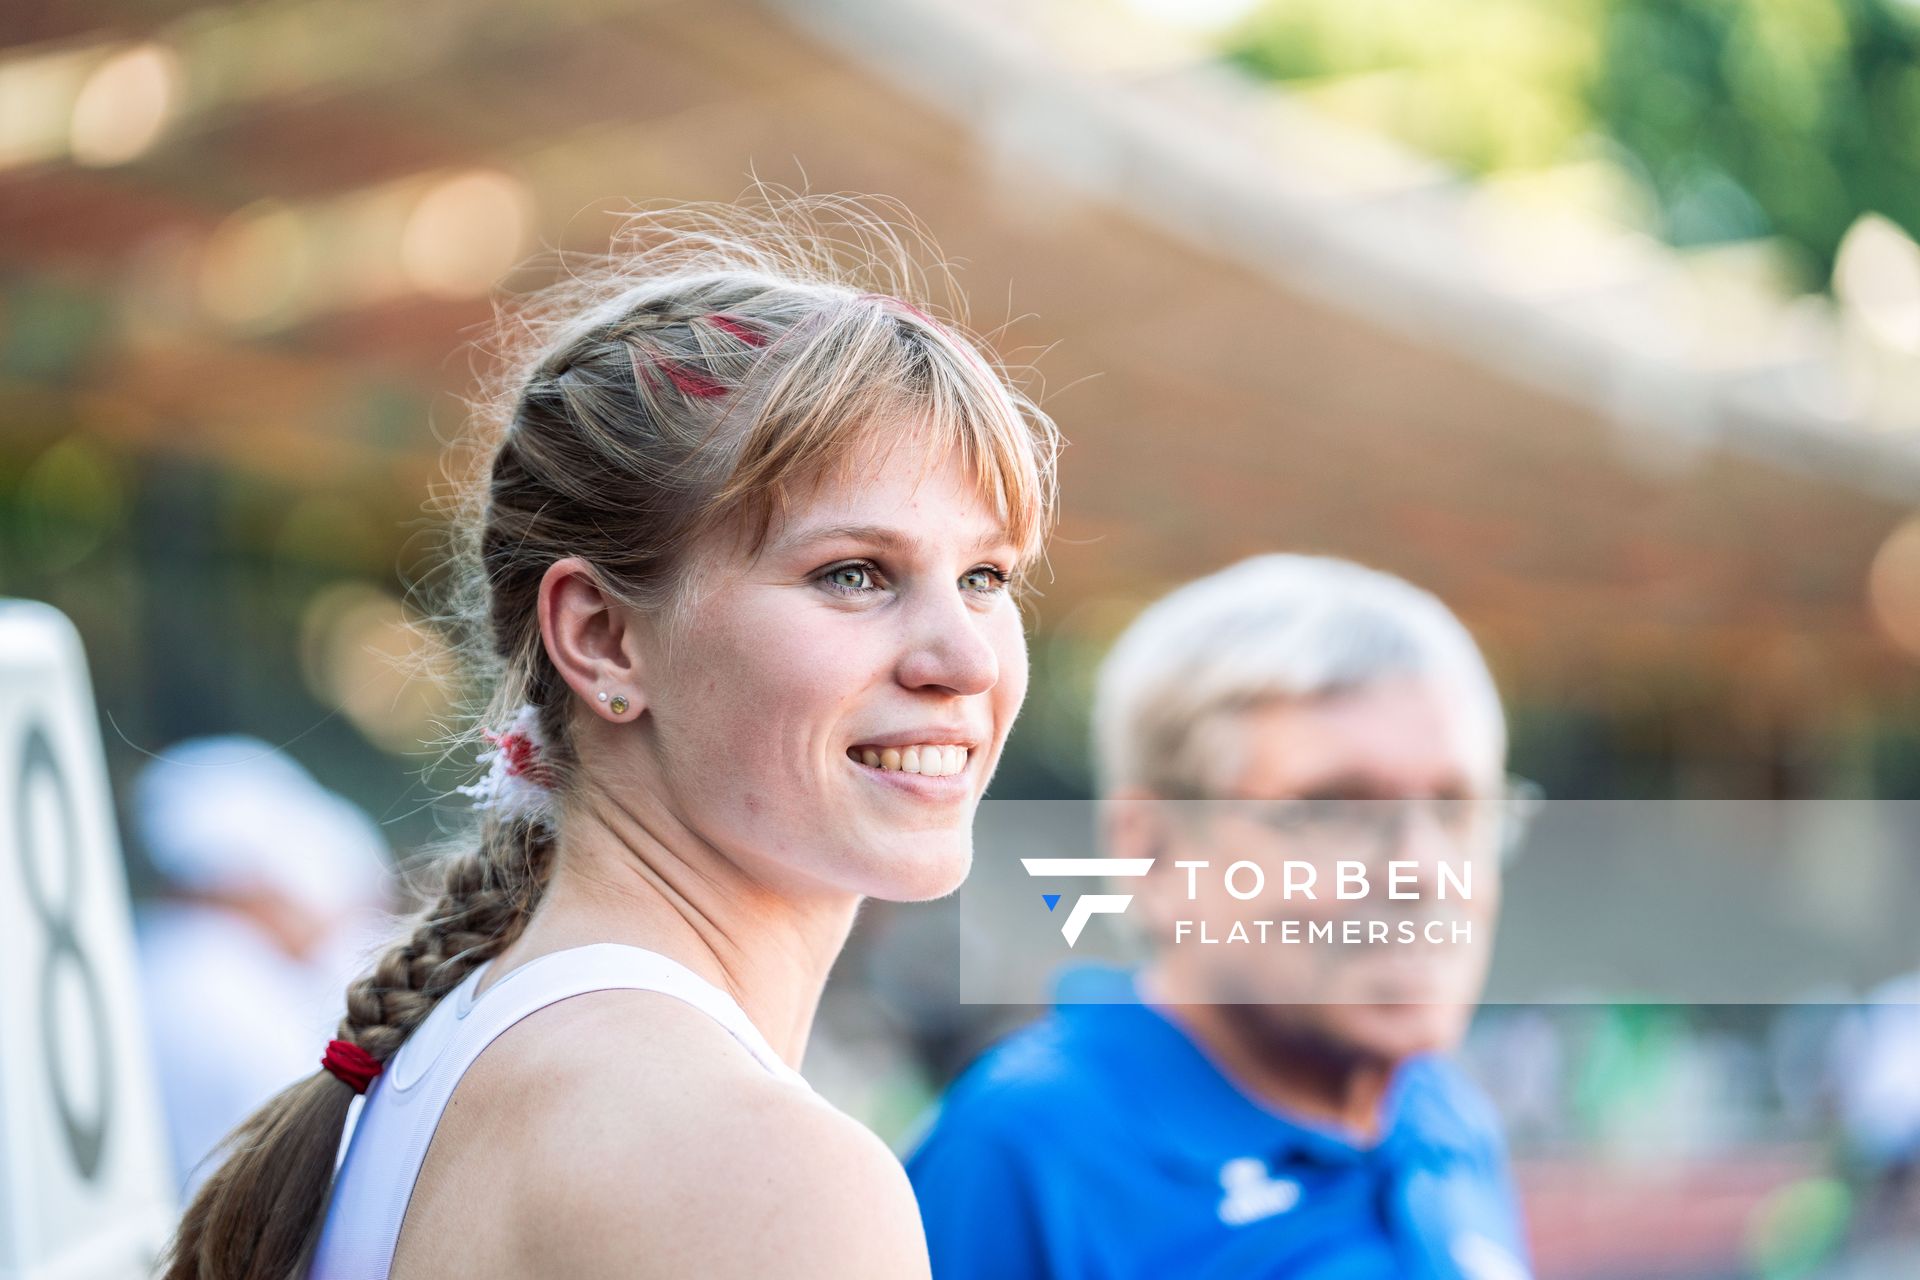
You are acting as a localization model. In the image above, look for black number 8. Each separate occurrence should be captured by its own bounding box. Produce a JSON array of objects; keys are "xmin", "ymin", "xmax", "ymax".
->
[{"xmin": 16, "ymin": 721, "xmax": 113, "ymax": 1181}]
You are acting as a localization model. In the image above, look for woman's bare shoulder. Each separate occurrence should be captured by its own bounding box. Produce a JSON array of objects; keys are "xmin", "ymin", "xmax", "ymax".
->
[{"xmin": 467, "ymin": 988, "xmax": 930, "ymax": 1280}]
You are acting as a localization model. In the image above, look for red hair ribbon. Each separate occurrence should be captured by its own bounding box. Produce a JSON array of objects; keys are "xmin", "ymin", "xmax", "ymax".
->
[
  {"xmin": 704, "ymin": 314, "xmax": 768, "ymax": 347},
  {"xmin": 481, "ymin": 725, "xmax": 553, "ymax": 787},
  {"xmin": 322, "ymin": 1039, "xmax": 383, "ymax": 1094},
  {"xmin": 635, "ymin": 352, "xmax": 728, "ymax": 398}
]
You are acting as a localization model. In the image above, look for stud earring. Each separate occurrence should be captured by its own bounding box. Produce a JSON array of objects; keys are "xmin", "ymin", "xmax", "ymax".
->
[
  {"xmin": 609, "ymin": 695, "xmax": 630, "ymax": 715},
  {"xmin": 596, "ymin": 691, "xmax": 609, "ymax": 703}
]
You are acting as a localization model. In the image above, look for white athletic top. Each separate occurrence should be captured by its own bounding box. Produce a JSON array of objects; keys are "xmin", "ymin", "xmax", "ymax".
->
[{"xmin": 308, "ymin": 943, "xmax": 810, "ymax": 1279}]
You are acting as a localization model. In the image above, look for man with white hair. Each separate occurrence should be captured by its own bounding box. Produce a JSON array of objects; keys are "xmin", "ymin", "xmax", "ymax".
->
[
  {"xmin": 909, "ymin": 555, "xmax": 1533, "ymax": 1279},
  {"xmin": 133, "ymin": 736, "xmax": 393, "ymax": 1194}
]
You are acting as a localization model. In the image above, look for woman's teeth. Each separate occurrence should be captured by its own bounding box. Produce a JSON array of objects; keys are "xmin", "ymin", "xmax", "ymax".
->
[{"xmin": 852, "ymin": 745, "xmax": 970, "ymax": 777}]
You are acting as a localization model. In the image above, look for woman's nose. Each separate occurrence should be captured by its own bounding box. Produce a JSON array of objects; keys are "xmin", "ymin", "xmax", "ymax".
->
[{"xmin": 895, "ymin": 587, "xmax": 999, "ymax": 696}]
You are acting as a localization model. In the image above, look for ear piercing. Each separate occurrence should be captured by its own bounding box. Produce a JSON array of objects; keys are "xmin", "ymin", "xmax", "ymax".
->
[{"xmin": 609, "ymin": 695, "xmax": 630, "ymax": 715}]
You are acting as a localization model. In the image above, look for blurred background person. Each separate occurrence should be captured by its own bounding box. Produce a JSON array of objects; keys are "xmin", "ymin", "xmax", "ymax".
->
[
  {"xmin": 1830, "ymin": 970, "xmax": 1920, "ymax": 1215},
  {"xmin": 908, "ymin": 555, "xmax": 1531, "ymax": 1279},
  {"xmin": 133, "ymin": 735, "xmax": 393, "ymax": 1195}
]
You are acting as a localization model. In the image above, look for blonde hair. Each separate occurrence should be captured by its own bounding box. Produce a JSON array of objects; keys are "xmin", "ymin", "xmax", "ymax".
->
[
  {"xmin": 164, "ymin": 193, "xmax": 1060, "ymax": 1279},
  {"xmin": 1093, "ymin": 554, "xmax": 1502, "ymax": 797}
]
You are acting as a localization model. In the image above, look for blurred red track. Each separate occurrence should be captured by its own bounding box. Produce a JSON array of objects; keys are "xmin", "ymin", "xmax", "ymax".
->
[{"xmin": 1519, "ymin": 1148, "xmax": 1818, "ymax": 1278}]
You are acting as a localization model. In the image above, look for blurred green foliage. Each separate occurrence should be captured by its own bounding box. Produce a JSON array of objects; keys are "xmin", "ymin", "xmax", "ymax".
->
[
  {"xmin": 1224, "ymin": 0, "xmax": 1920, "ymax": 288},
  {"xmin": 1224, "ymin": 0, "xmax": 1602, "ymax": 173}
]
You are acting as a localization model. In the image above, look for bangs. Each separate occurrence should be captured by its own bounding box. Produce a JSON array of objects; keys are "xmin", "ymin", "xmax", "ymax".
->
[{"xmin": 702, "ymin": 298, "xmax": 1058, "ymax": 565}]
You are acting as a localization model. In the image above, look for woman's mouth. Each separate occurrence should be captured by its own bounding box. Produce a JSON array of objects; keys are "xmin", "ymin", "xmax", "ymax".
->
[{"xmin": 846, "ymin": 744, "xmax": 972, "ymax": 777}]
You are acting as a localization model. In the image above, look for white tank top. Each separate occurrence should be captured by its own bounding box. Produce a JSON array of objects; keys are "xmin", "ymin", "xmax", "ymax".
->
[{"xmin": 308, "ymin": 943, "xmax": 810, "ymax": 1279}]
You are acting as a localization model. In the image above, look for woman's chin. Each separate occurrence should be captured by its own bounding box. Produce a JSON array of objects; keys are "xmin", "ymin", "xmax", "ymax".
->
[{"xmin": 854, "ymin": 837, "xmax": 974, "ymax": 903}]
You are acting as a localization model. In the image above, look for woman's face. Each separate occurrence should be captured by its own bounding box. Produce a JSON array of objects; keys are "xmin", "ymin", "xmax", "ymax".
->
[{"xmin": 634, "ymin": 439, "xmax": 1030, "ymax": 902}]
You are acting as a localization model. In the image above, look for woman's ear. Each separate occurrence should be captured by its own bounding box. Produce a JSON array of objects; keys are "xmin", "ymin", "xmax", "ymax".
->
[{"xmin": 538, "ymin": 557, "xmax": 646, "ymax": 719}]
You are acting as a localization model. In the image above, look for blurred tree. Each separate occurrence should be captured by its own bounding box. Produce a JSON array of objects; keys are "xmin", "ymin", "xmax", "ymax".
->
[
  {"xmin": 1222, "ymin": 0, "xmax": 1920, "ymax": 289},
  {"xmin": 1224, "ymin": 0, "xmax": 1600, "ymax": 174},
  {"xmin": 1592, "ymin": 0, "xmax": 1920, "ymax": 284}
]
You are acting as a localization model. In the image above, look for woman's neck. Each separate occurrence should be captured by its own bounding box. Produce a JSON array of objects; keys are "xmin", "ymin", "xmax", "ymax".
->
[{"xmin": 487, "ymin": 796, "xmax": 861, "ymax": 1071}]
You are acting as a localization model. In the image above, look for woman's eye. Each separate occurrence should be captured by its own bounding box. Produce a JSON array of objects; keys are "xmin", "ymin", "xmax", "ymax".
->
[
  {"xmin": 821, "ymin": 562, "xmax": 876, "ymax": 593},
  {"xmin": 962, "ymin": 566, "xmax": 1011, "ymax": 594}
]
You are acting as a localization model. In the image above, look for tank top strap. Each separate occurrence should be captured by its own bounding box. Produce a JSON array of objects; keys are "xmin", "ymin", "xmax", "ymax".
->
[
  {"xmin": 309, "ymin": 943, "xmax": 808, "ymax": 1279},
  {"xmin": 446, "ymin": 943, "xmax": 803, "ymax": 1087}
]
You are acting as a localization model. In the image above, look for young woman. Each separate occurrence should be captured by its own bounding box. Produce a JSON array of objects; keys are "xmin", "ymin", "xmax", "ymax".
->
[{"xmin": 163, "ymin": 198, "xmax": 1060, "ymax": 1280}]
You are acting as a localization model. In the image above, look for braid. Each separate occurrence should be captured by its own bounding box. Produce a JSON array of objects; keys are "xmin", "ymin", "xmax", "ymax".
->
[
  {"xmin": 160, "ymin": 816, "xmax": 556, "ymax": 1280},
  {"xmin": 536, "ymin": 299, "xmax": 780, "ymax": 397},
  {"xmin": 338, "ymin": 814, "xmax": 557, "ymax": 1063}
]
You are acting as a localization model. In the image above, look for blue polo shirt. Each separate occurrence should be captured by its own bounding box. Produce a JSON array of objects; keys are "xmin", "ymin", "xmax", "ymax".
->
[{"xmin": 906, "ymin": 969, "xmax": 1530, "ymax": 1280}]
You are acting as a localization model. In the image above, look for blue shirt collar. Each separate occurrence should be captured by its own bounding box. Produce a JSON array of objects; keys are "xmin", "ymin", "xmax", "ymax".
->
[{"xmin": 1051, "ymin": 966, "xmax": 1480, "ymax": 1181}]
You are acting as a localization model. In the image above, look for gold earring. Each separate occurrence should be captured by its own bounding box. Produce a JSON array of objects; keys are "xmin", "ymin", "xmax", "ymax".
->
[{"xmin": 609, "ymin": 695, "xmax": 630, "ymax": 715}]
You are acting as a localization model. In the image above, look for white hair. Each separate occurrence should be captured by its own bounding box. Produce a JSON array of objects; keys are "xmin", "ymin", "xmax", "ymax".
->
[{"xmin": 1092, "ymin": 554, "xmax": 1505, "ymax": 795}]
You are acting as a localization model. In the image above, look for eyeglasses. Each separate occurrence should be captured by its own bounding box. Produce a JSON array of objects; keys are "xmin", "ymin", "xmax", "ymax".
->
[{"xmin": 1205, "ymin": 776, "xmax": 1545, "ymax": 867}]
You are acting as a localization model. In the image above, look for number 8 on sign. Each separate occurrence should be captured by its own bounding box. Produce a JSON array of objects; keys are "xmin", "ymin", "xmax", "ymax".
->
[{"xmin": 16, "ymin": 720, "xmax": 113, "ymax": 1182}]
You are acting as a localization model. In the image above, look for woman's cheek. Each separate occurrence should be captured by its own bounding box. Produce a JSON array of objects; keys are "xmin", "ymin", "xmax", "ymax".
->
[{"xmin": 993, "ymin": 608, "xmax": 1031, "ymax": 717}]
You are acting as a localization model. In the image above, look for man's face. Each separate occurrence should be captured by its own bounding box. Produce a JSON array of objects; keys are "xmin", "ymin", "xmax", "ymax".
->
[{"xmin": 1133, "ymin": 674, "xmax": 1507, "ymax": 1068}]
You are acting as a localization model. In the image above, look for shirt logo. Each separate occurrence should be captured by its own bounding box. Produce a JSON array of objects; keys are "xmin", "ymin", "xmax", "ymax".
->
[
  {"xmin": 1452, "ymin": 1232, "xmax": 1532, "ymax": 1280},
  {"xmin": 1020, "ymin": 858, "xmax": 1154, "ymax": 946},
  {"xmin": 1216, "ymin": 1157, "xmax": 1301, "ymax": 1226}
]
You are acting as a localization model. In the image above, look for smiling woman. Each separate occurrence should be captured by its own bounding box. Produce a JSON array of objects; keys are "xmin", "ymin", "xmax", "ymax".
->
[{"xmin": 161, "ymin": 194, "xmax": 1060, "ymax": 1280}]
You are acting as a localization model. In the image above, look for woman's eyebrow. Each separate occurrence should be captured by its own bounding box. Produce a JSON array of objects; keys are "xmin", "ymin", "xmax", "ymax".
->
[
  {"xmin": 770, "ymin": 521, "xmax": 1014, "ymax": 558},
  {"xmin": 772, "ymin": 523, "xmax": 913, "ymax": 556}
]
